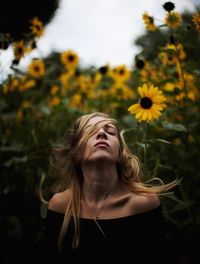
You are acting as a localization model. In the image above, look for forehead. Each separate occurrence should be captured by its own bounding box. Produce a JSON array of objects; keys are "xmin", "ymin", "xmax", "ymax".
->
[{"xmin": 87, "ymin": 116, "xmax": 115, "ymax": 127}]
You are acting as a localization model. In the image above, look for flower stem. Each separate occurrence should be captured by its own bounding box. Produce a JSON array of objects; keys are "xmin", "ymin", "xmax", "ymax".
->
[{"xmin": 143, "ymin": 122, "xmax": 149, "ymax": 177}]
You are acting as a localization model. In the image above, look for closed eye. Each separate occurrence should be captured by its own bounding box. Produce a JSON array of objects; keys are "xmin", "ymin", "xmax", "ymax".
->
[{"xmin": 105, "ymin": 125, "xmax": 117, "ymax": 135}]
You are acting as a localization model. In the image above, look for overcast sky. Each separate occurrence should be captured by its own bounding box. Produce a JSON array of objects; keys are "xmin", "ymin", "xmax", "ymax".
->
[{"xmin": 0, "ymin": 0, "xmax": 199, "ymax": 80}]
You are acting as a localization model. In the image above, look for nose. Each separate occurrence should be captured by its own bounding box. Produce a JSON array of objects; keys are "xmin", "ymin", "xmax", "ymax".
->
[{"xmin": 96, "ymin": 128, "xmax": 107, "ymax": 139}]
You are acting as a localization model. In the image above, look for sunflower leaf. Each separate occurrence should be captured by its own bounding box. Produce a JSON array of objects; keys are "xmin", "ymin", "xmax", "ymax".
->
[
  {"xmin": 3, "ymin": 156, "xmax": 28, "ymax": 167},
  {"xmin": 155, "ymin": 138, "xmax": 172, "ymax": 144},
  {"xmin": 135, "ymin": 142, "xmax": 145, "ymax": 148},
  {"xmin": 162, "ymin": 121, "xmax": 187, "ymax": 132}
]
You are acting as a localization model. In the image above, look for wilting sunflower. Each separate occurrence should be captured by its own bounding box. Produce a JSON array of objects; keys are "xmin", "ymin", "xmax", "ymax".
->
[{"xmin": 128, "ymin": 83, "xmax": 166, "ymax": 122}]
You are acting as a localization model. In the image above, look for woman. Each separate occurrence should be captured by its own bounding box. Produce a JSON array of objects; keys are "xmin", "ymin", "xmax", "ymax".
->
[{"xmin": 45, "ymin": 112, "xmax": 178, "ymax": 262}]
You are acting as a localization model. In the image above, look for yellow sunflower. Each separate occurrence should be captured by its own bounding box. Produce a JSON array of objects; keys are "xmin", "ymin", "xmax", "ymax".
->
[
  {"xmin": 128, "ymin": 83, "xmax": 166, "ymax": 122},
  {"xmin": 30, "ymin": 17, "xmax": 44, "ymax": 37},
  {"xmin": 165, "ymin": 12, "xmax": 182, "ymax": 29},
  {"xmin": 60, "ymin": 50, "xmax": 79, "ymax": 68},
  {"xmin": 13, "ymin": 40, "xmax": 27, "ymax": 60},
  {"xmin": 192, "ymin": 13, "xmax": 200, "ymax": 32},
  {"xmin": 28, "ymin": 59, "xmax": 45, "ymax": 78},
  {"xmin": 142, "ymin": 12, "xmax": 156, "ymax": 32}
]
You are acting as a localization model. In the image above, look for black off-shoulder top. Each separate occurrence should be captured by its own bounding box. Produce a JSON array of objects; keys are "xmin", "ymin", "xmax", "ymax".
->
[{"xmin": 44, "ymin": 205, "xmax": 170, "ymax": 263}]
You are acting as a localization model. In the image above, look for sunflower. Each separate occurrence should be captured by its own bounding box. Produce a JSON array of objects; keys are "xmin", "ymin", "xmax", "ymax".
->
[
  {"xmin": 13, "ymin": 40, "xmax": 27, "ymax": 60},
  {"xmin": 110, "ymin": 83, "xmax": 134, "ymax": 100},
  {"xmin": 192, "ymin": 13, "xmax": 200, "ymax": 32},
  {"xmin": 165, "ymin": 12, "xmax": 182, "ymax": 29},
  {"xmin": 98, "ymin": 65, "xmax": 110, "ymax": 75},
  {"xmin": 128, "ymin": 83, "xmax": 166, "ymax": 122},
  {"xmin": 48, "ymin": 96, "xmax": 61, "ymax": 107},
  {"xmin": 30, "ymin": 17, "xmax": 44, "ymax": 37},
  {"xmin": 111, "ymin": 65, "xmax": 131, "ymax": 83},
  {"xmin": 28, "ymin": 59, "xmax": 45, "ymax": 78},
  {"xmin": 60, "ymin": 50, "xmax": 79, "ymax": 68},
  {"xmin": 142, "ymin": 12, "xmax": 156, "ymax": 32}
]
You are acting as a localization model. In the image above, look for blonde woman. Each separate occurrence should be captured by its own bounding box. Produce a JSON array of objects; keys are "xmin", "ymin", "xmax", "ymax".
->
[{"xmin": 45, "ymin": 112, "xmax": 178, "ymax": 262}]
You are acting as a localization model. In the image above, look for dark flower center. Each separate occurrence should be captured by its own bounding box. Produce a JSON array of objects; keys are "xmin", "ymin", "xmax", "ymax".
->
[
  {"xmin": 68, "ymin": 55, "xmax": 75, "ymax": 62},
  {"xmin": 34, "ymin": 66, "xmax": 40, "ymax": 72},
  {"xmin": 169, "ymin": 15, "xmax": 178, "ymax": 23},
  {"xmin": 136, "ymin": 59, "xmax": 145, "ymax": 70},
  {"xmin": 99, "ymin": 66, "xmax": 108, "ymax": 75},
  {"xmin": 17, "ymin": 47, "xmax": 23, "ymax": 55},
  {"xmin": 168, "ymin": 55, "xmax": 174, "ymax": 61},
  {"xmin": 36, "ymin": 25, "xmax": 41, "ymax": 31},
  {"xmin": 140, "ymin": 97, "xmax": 153, "ymax": 109},
  {"xmin": 119, "ymin": 69, "xmax": 125, "ymax": 75}
]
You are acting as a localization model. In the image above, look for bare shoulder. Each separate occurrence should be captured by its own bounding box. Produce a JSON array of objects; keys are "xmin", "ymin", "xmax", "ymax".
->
[
  {"xmin": 48, "ymin": 189, "xmax": 70, "ymax": 214},
  {"xmin": 141, "ymin": 193, "xmax": 160, "ymax": 209},
  {"xmin": 130, "ymin": 192, "xmax": 160, "ymax": 214}
]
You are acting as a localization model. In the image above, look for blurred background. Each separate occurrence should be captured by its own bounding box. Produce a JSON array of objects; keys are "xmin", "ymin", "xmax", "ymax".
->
[{"xmin": 1, "ymin": 0, "xmax": 200, "ymax": 263}]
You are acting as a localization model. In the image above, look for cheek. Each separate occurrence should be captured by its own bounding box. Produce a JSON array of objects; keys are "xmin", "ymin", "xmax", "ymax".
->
[
  {"xmin": 76, "ymin": 142, "xmax": 88, "ymax": 161},
  {"xmin": 81, "ymin": 140, "xmax": 93, "ymax": 158},
  {"xmin": 113, "ymin": 142, "xmax": 120, "ymax": 159}
]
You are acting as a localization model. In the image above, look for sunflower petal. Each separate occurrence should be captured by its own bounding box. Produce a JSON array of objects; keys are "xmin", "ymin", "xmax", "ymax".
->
[
  {"xmin": 138, "ymin": 86, "xmax": 145, "ymax": 97},
  {"xmin": 147, "ymin": 110, "xmax": 152, "ymax": 121},
  {"xmin": 152, "ymin": 104, "xmax": 164, "ymax": 110},
  {"xmin": 128, "ymin": 104, "xmax": 141, "ymax": 113},
  {"xmin": 136, "ymin": 109, "xmax": 144, "ymax": 119},
  {"xmin": 142, "ymin": 110, "xmax": 148, "ymax": 121}
]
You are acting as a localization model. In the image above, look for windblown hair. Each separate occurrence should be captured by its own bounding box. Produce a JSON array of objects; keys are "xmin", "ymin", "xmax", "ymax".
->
[{"xmin": 49, "ymin": 112, "xmax": 179, "ymax": 250}]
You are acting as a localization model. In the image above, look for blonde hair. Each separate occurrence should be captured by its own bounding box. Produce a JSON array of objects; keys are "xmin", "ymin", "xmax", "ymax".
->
[{"xmin": 49, "ymin": 112, "xmax": 179, "ymax": 250}]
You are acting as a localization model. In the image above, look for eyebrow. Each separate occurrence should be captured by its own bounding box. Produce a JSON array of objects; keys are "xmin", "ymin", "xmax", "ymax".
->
[{"xmin": 105, "ymin": 124, "xmax": 117, "ymax": 130}]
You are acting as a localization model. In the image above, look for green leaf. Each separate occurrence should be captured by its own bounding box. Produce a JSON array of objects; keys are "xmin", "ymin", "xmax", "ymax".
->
[
  {"xmin": 40, "ymin": 202, "xmax": 48, "ymax": 219},
  {"xmin": 3, "ymin": 156, "xmax": 28, "ymax": 167},
  {"xmin": 172, "ymin": 200, "xmax": 194, "ymax": 212},
  {"xmin": 157, "ymin": 164, "xmax": 174, "ymax": 170},
  {"xmin": 0, "ymin": 99, "xmax": 8, "ymax": 111},
  {"xmin": 157, "ymin": 24, "xmax": 167, "ymax": 28},
  {"xmin": 135, "ymin": 142, "xmax": 145, "ymax": 148},
  {"xmin": 162, "ymin": 121, "xmax": 187, "ymax": 132},
  {"xmin": 38, "ymin": 105, "xmax": 51, "ymax": 116},
  {"xmin": 0, "ymin": 143, "xmax": 26, "ymax": 152},
  {"xmin": 155, "ymin": 138, "xmax": 172, "ymax": 144}
]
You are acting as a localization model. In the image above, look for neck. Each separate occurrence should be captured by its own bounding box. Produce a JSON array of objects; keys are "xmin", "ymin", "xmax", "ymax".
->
[{"xmin": 81, "ymin": 162, "xmax": 118, "ymax": 202}]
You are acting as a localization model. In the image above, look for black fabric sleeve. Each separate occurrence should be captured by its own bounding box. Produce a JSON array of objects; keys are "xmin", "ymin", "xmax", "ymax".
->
[{"xmin": 42, "ymin": 210, "xmax": 64, "ymax": 263}]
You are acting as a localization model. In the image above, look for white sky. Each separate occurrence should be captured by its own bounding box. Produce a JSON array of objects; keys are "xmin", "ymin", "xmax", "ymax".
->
[{"xmin": 0, "ymin": 0, "xmax": 198, "ymax": 80}]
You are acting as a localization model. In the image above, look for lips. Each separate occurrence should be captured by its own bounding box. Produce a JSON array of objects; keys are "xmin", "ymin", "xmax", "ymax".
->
[{"xmin": 94, "ymin": 141, "xmax": 109, "ymax": 147}]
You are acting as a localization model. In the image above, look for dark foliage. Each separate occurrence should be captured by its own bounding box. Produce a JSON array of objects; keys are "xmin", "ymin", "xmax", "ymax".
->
[{"xmin": 0, "ymin": 0, "xmax": 60, "ymax": 42}]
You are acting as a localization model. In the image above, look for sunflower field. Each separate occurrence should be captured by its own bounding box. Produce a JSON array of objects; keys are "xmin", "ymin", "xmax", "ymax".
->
[{"xmin": 0, "ymin": 1, "xmax": 200, "ymax": 263}]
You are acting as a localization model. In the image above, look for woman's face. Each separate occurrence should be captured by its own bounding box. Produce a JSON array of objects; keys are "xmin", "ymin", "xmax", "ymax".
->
[{"xmin": 80, "ymin": 116, "xmax": 120, "ymax": 165}]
